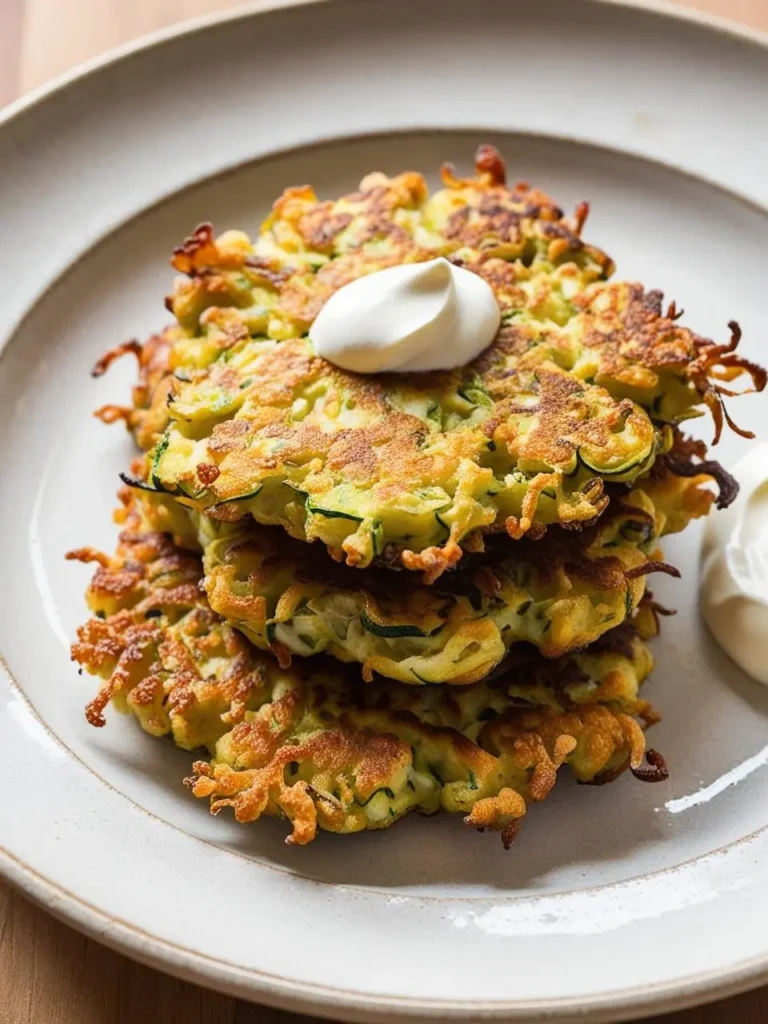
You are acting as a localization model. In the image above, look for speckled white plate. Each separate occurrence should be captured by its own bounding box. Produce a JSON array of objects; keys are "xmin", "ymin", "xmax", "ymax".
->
[{"xmin": 1, "ymin": 1, "xmax": 768, "ymax": 1020}]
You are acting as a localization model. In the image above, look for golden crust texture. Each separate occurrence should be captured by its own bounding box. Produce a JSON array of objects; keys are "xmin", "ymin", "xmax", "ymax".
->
[
  {"xmin": 96, "ymin": 146, "xmax": 762, "ymax": 578},
  {"xmin": 133, "ymin": 473, "xmax": 673, "ymax": 683},
  {"xmin": 69, "ymin": 500, "xmax": 664, "ymax": 846}
]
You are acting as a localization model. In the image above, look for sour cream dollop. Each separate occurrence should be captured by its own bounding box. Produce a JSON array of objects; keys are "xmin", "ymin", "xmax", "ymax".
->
[
  {"xmin": 309, "ymin": 257, "xmax": 500, "ymax": 373},
  {"xmin": 701, "ymin": 443, "xmax": 768, "ymax": 684}
]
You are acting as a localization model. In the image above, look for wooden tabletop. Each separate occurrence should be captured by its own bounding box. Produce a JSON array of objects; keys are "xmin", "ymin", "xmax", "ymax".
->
[{"xmin": 2, "ymin": 2, "xmax": 768, "ymax": 1022}]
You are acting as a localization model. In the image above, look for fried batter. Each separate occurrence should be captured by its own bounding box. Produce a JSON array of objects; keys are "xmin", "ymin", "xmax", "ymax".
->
[
  {"xmin": 99, "ymin": 146, "xmax": 760, "ymax": 578},
  {"xmin": 70, "ymin": 144, "xmax": 761, "ymax": 847},
  {"xmin": 103, "ymin": 360, "xmax": 726, "ymax": 687},
  {"xmin": 129, "ymin": 472, "xmax": 675, "ymax": 684},
  {"xmin": 70, "ymin": 500, "xmax": 661, "ymax": 846}
]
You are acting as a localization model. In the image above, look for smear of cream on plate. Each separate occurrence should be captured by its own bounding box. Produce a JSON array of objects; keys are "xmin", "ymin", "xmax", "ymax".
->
[{"xmin": 700, "ymin": 443, "xmax": 768, "ymax": 685}]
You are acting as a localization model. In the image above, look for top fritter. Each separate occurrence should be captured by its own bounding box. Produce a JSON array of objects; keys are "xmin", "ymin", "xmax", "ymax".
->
[{"xmin": 124, "ymin": 146, "xmax": 763, "ymax": 580}]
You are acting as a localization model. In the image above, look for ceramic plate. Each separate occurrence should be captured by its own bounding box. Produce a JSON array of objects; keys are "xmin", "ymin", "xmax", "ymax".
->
[{"xmin": 1, "ymin": 1, "xmax": 768, "ymax": 1020}]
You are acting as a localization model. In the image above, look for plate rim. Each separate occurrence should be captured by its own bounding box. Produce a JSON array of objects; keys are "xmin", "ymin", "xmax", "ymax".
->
[
  {"xmin": 2, "ymin": 1, "xmax": 768, "ymax": 1021},
  {"xmin": 2, "ymin": 0, "xmax": 768, "ymax": 131},
  {"xmin": 5, "ymin": 824, "xmax": 768, "ymax": 1024}
]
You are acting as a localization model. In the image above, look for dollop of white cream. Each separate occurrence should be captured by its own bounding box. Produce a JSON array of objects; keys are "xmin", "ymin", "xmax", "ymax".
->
[
  {"xmin": 309, "ymin": 257, "xmax": 500, "ymax": 373},
  {"xmin": 701, "ymin": 443, "xmax": 768, "ymax": 684}
]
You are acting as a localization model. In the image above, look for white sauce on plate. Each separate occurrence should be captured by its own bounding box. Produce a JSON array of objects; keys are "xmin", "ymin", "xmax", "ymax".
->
[{"xmin": 701, "ymin": 444, "xmax": 768, "ymax": 683}]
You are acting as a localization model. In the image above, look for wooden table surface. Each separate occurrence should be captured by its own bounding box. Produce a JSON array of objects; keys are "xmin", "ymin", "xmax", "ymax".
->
[{"xmin": 2, "ymin": 1, "xmax": 768, "ymax": 1022}]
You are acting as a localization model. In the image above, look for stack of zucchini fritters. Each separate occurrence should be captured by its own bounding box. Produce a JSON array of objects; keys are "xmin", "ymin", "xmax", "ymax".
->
[{"xmin": 71, "ymin": 146, "xmax": 763, "ymax": 847}]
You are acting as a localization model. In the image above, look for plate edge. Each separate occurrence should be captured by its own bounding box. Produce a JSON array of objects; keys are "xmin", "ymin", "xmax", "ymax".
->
[
  {"xmin": 4, "ymin": 841, "xmax": 768, "ymax": 1024},
  {"xmin": 2, "ymin": 0, "xmax": 768, "ymax": 129}
]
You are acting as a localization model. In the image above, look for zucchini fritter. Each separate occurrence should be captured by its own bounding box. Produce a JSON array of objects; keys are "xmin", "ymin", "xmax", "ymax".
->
[
  {"xmin": 102, "ymin": 147, "xmax": 761, "ymax": 580},
  {"xmin": 95, "ymin": 264, "xmax": 734, "ymax": 688},
  {"xmin": 69, "ymin": 501, "xmax": 663, "ymax": 847},
  {"xmin": 73, "ymin": 143, "xmax": 761, "ymax": 847},
  {"xmin": 134, "ymin": 479, "xmax": 669, "ymax": 684}
]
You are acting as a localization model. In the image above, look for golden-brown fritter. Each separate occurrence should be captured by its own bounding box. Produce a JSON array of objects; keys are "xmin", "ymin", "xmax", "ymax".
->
[
  {"xmin": 132, "ymin": 474, "xmax": 672, "ymax": 684},
  {"xmin": 69, "ymin": 499, "xmax": 665, "ymax": 847},
  {"xmin": 93, "ymin": 332, "xmax": 731, "ymax": 687},
  {"xmin": 97, "ymin": 146, "xmax": 761, "ymax": 579}
]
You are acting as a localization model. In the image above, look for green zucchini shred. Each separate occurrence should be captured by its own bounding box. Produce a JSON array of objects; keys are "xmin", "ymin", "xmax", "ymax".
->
[
  {"xmin": 150, "ymin": 432, "xmax": 171, "ymax": 490},
  {"xmin": 206, "ymin": 485, "xmax": 263, "ymax": 513},
  {"xmin": 355, "ymin": 786, "xmax": 396, "ymax": 808},
  {"xmin": 360, "ymin": 614, "xmax": 430, "ymax": 639},
  {"xmin": 306, "ymin": 498, "xmax": 363, "ymax": 523}
]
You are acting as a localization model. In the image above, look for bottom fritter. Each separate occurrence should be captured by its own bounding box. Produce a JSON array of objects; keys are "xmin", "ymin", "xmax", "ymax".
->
[{"xmin": 69, "ymin": 500, "xmax": 668, "ymax": 847}]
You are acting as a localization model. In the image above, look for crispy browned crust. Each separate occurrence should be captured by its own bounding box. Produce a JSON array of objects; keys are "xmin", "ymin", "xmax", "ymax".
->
[
  {"xmin": 93, "ymin": 330, "xmax": 175, "ymax": 451},
  {"xmin": 90, "ymin": 145, "xmax": 762, "ymax": 578},
  {"xmin": 165, "ymin": 146, "xmax": 760, "ymax": 433},
  {"xmin": 658, "ymin": 439, "xmax": 739, "ymax": 511},
  {"xmin": 70, "ymin": 495, "xmax": 660, "ymax": 847},
  {"xmin": 574, "ymin": 288, "xmax": 765, "ymax": 443}
]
